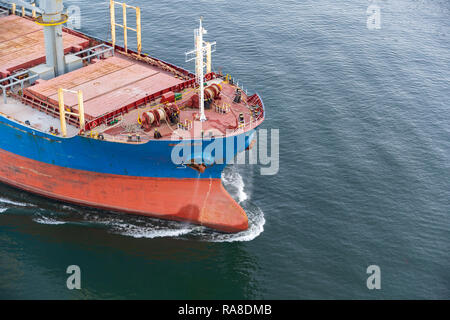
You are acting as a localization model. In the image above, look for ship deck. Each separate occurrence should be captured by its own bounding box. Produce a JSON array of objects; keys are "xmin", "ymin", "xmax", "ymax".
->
[
  {"xmin": 0, "ymin": 15, "xmax": 89, "ymax": 77},
  {"xmin": 25, "ymin": 55, "xmax": 184, "ymax": 120},
  {"xmin": 0, "ymin": 97, "xmax": 79, "ymax": 136},
  {"xmin": 0, "ymin": 12, "xmax": 264, "ymax": 142}
]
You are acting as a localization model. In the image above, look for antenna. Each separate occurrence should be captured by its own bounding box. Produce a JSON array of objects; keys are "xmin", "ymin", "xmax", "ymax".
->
[{"xmin": 185, "ymin": 18, "xmax": 216, "ymax": 122}]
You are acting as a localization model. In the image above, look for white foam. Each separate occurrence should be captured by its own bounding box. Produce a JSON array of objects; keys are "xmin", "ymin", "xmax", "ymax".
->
[
  {"xmin": 221, "ymin": 168, "xmax": 248, "ymax": 203},
  {"xmin": 33, "ymin": 215, "xmax": 66, "ymax": 225},
  {"xmin": 0, "ymin": 208, "xmax": 7, "ymax": 213},
  {"xmin": 0, "ymin": 197, "xmax": 31, "ymax": 207},
  {"xmin": 61, "ymin": 205, "xmax": 79, "ymax": 212},
  {"xmin": 208, "ymin": 206, "xmax": 266, "ymax": 242},
  {"xmin": 109, "ymin": 221, "xmax": 194, "ymax": 239}
]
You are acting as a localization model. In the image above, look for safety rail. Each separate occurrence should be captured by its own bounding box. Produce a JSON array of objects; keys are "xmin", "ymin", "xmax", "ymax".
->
[
  {"xmin": 177, "ymin": 119, "xmax": 193, "ymax": 131},
  {"xmin": 86, "ymin": 89, "xmax": 264, "ymax": 142},
  {"xmin": 221, "ymin": 91, "xmax": 265, "ymax": 135},
  {"xmin": 2, "ymin": 1, "xmax": 37, "ymax": 18},
  {"xmin": 0, "ymin": 70, "xmax": 39, "ymax": 103},
  {"xmin": 85, "ymin": 73, "xmax": 264, "ymax": 137},
  {"xmin": 18, "ymin": 90, "xmax": 79, "ymax": 127},
  {"xmin": 247, "ymin": 93, "xmax": 265, "ymax": 119},
  {"xmin": 0, "ymin": 7, "xmax": 8, "ymax": 17},
  {"xmin": 73, "ymin": 44, "xmax": 114, "ymax": 62}
]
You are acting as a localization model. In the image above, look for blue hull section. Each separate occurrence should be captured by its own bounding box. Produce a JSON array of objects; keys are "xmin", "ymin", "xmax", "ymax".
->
[{"xmin": 0, "ymin": 116, "xmax": 255, "ymax": 179}]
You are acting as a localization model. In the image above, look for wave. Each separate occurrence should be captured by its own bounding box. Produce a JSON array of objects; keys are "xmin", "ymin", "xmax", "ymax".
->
[
  {"xmin": 108, "ymin": 221, "xmax": 195, "ymax": 239},
  {"xmin": 207, "ymin": 205, "xmax": 265, "ymax": 242},
  {"xmin": 33, "ymin": 215, "xmax": 66, "ymax": 225},
  {"xmin": 0, "ymin": 197, "xmax": 33, "ymax": 207},
  {"xmin": 221, "ymin": 166, "xmax": 249, "ymax": 203}
]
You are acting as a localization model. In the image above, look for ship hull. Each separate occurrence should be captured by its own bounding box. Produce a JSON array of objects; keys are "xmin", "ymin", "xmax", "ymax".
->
[
  {"xmin": 0, "ymin": 117, "xmax": 255, "ymax": 179},
  {"xmin": 0, "ymin": 147, "xmax": 248, "ymax": 232},
  {"xmin": 0, "ymin": 10, "xmax": 265, "ymax": 233},
  {"xmin": 0, "ymin": 116, "xmax": 258, "ymax": 232}
]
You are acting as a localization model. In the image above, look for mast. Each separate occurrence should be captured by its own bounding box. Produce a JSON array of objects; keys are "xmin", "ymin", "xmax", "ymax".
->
[
  {"xmin": 5, "ymin": 0, "xmax": 68, "ymax": 76},
  {"xmin": 197, "ymin": 18, "xmax": 206, "ymax": 121},
  {"xmin": 186, "ymin": 17, "xmax": 216, "ymax": 122},
  {"xmin": 39, "ymin": 0, "xmax": 66, "ymax": 76}
]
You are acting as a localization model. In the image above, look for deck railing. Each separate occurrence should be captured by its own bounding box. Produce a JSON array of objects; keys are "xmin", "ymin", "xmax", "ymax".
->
[
  {"xmin": 0, "ymin": 70, "xmax": 39, "ymax": 104},
  {"xmin": 73, "ymin": 44, "xmax": 114, "ymax": 62}
]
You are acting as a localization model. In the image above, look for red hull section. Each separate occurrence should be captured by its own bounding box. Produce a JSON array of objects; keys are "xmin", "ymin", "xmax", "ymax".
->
[{"xmin": 0, "ymin": 149, "xmax": 248, "ymax": 233}]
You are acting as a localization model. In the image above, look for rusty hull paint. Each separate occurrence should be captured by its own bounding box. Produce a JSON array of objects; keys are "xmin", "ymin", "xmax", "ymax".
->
[{"xmin": 0, "ymin": 148, "xmax": 248, "ymax": 233}]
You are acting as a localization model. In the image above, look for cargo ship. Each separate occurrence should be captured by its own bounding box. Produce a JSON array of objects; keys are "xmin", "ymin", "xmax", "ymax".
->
[{"xmin": 0, "ymin": 0, "xmax": 265, "ymax": 232}]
